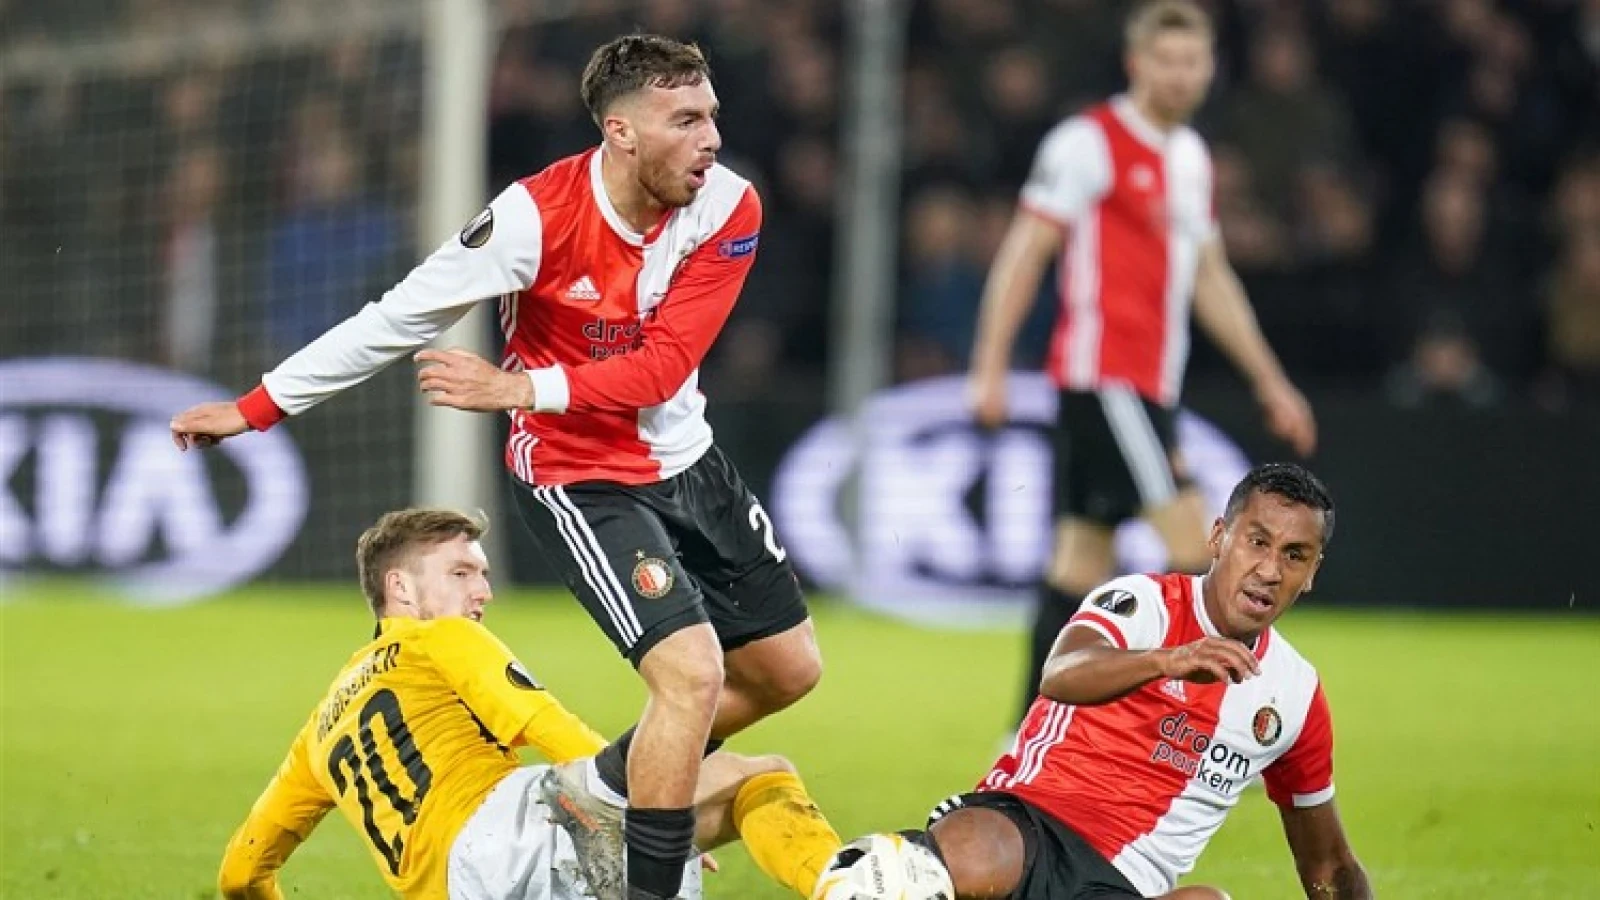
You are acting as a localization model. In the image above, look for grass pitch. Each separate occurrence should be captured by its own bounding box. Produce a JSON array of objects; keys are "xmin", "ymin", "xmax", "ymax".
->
[{"xmin": 3, "ymin": 585, "xmax": 1597, "ymax": 898}]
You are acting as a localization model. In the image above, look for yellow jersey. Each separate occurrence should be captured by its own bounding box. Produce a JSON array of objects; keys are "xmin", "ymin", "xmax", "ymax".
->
[{"xmin": 219, "ymin": 616, "xmax": 605, "ymax": 900}]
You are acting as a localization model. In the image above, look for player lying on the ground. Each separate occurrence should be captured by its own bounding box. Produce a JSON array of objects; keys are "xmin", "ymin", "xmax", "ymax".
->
[
  {"xmin": 216, "ymin": 508, "xmax": 841, "ymax": 900},
  {"xmin": 818, "ymin": 464, "xmax": 1373, "ymax": 900}
]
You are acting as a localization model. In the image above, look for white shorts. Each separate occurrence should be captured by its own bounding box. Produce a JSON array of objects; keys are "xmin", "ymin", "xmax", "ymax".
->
[{"xmin": 447, "ymin": 766, "xmax": 703, "ymax": 900}]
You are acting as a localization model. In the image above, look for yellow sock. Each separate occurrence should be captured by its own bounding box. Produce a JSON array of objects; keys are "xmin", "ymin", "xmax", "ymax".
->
[{"xmin": 732, "ymin": 770, "xmax": 843, "ymax": 898}]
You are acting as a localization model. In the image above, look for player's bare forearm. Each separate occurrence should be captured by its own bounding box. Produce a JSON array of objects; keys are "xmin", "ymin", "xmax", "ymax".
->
[
  {"xmin": 1192, "ymin": 239, "xmax": 1287, "ymax": 391},
  {"xmin": 969, "ymin": 212, "xmax": 1060, "ymax": 380},
  {"xmin": 1040, "ymin": 644, "xmax": 1167, "ymax": 706},
  {"xmin": 1303, "ymin": 860, "xmax": 1373, "ymax": 899},
  {"xmin": 1284, "ymin": 801, "xmax": 1369, "ymax": 899}
]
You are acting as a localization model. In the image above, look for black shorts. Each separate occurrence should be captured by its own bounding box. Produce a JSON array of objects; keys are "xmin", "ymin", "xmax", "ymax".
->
[
  {"xmin": 928, "ymin": 791, "xmax": 1140, "ymax": 900},
  {"xmin": 1053, "ymin": 387, "xmax": 1194, "ymax": 526},
  {"xmin": 510, "ymin": 445, "xmax": 808, "ymax": 666}
]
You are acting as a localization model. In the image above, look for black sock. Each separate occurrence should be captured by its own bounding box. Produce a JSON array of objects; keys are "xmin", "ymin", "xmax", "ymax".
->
[
  {"xmin": 596, "ymin": 728, "xmax": 724, "ymax": 800},
  {"xmin": 1022, "ymin": 585, "xmax": 1081, "ymax": 719},
  {"xmin": 595, "ymin": 726, "xmax": 636, "ymax": 799},
  {"xmin": 626, "ymin": 806, "xmax": 696, "ymax": 899}
]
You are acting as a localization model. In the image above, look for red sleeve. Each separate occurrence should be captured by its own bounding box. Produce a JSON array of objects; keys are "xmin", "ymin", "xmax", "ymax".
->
[
  {"xmin": 237, "ymin": 384, "xmax": 288, "ymax": 431},
  {"xmin": 564, "ymin": 187, "xmax": 761, "ymax": 413},
  {"xmin": 1263, "ymin": 682, "xmax": 1335, "ymax": 809}
]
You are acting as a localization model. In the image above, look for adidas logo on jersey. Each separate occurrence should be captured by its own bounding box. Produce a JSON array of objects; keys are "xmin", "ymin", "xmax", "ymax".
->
[
  {"xmin": 1161, "ymin": 679, "xmax": 1188, "ymax": 702},
  {"xmin": 565, "ymin": 275, "xmax": 601, "ymax": 302}
]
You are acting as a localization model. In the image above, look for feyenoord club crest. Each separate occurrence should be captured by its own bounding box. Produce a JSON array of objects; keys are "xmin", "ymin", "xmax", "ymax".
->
[
  {"xmin": 1252, "ymin": 705, "xmax": 1283, "ymax": 746},
  {"xmin": 632, "ymin": 556, "xmax": 674, "ymax": 599}
]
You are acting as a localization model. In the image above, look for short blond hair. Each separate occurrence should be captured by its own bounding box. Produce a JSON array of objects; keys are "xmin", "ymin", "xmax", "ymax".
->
[
  {"xmin": 1126, "ymin": 0, "xmax": 1214, "ymax": 48},
  {"xmin": 356, "ymin": 508, "xmax": 487, "ymax": 616}
]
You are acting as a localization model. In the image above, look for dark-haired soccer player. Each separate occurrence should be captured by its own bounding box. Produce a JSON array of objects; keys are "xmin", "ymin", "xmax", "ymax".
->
[
  {"xmin": 218, "ymin": 509, "xmax": 840, "ymax": 900},
  {"xmin": 174, "ymin": 33, "xmax": 819, "ymax": 900},
  {"xmin": 832, "ymin": 464, "xmax": 1372, "ymax": 899}
]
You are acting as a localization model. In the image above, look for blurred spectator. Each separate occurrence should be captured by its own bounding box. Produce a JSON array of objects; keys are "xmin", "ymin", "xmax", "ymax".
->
[
  {"xmin": 897, "ymin": 185, "xmax": 985, "ymax": 380},
  {"xmin": 1387, "ymin": 171, "xmax": 1534, "ymax": 378},
  {"xmin": 981, "ymin": 46, "xmax": 1056, "ymax": 187},
  {"xmin": 264, "ymin": 114, "xmax": 401, "ymax": 357},
  {"xmin": 1218, "ymin": 24, "xmax": 1359, "ymax": 221},
  {"xmin": 1385, "ymin": 309, "xmax": 1506, "ymax": 408},
  {"xmin": 161, "ymin": 145, "xmax": 224, "ymax": 373},
  {"xmin": 1544, "ymin": 232, "xmax": 1600, "ymax": 391}
]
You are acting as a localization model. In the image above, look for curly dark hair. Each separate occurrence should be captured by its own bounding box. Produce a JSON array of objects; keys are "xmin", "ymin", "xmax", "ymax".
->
[
  {"xmin": 580, "ymin": 33, "xmax": 711, "ymax": 127},
  {"xmin": 1223, "ymin": 463, "xmax": 1336, "ymax": 546}
]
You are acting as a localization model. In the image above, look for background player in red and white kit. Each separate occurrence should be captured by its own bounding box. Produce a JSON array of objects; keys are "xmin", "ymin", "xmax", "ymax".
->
[
  {"xmin": 964, "ymin": 0, "xmax": 1321, "ymax": 727},
  {"xmin": 867, "ymin": 463, "xmax": 1371, "ymax": 899},
  {"xmin": 171, "ymin": 34, "xmax": 821, "ymax": 900}
]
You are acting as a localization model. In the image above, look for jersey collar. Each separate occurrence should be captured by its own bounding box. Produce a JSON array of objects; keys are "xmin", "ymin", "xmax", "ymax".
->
[
  {"xmin": 589, "ymin": 147, "xmax": 675, "ymax": 247},
  {"xmin": 1111, "ymin": 94, "xmax": 1171, "ymax": 153}
]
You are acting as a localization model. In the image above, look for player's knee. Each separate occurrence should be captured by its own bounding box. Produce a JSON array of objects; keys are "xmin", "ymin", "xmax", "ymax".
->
[
  {"xmin": 928, "ymin": 808, "xmax": 1025, "ymax": 899},
  {"xmin": 740, "ymin": 753, "xmax": 798, "ymax": 779},
  {"xmin": 767, "ymin": 650, "xmax": 822, "ymax": 707}
]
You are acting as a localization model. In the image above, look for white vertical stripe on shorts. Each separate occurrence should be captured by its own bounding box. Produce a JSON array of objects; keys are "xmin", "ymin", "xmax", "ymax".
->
[
  {"xmin": 530, "ymin": 486, "xmax": 642, "ymax": 646},
  {"xmin": 1099, "ymin": 386, "xmax": 1177, "ymax": 507}
]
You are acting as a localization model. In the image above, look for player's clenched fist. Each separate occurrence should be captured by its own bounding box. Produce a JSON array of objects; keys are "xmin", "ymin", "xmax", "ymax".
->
[
  {"xmin": 1158, "ymin": 636, "xmax": 1260, "ymax": 685},
  {"xmin": 170, "ymin": 401, "xmax": 248, "ymax": 450},
  {"xmin": 415, "ymin": 348, "xmax": 533, "ymax": 412}
]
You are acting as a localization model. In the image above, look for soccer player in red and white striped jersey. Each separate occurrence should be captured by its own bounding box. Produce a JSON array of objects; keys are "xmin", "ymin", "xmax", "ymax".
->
[
  {"xmin": 965, "ymin": 0, "xmax": 1320, "ymax": 728},
  {"xmin": 171, "ymin": 35, "xmax": 824, "ymax": 900},
  {"xmin": 905, "ymin": 463, "xmax": 1371, "ymax": 899}
]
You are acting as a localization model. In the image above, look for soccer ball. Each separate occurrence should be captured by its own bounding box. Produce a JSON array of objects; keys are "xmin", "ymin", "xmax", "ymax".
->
[{"xmin": 811, "ymin": 833, "xmax": 955, "ymax": 900}]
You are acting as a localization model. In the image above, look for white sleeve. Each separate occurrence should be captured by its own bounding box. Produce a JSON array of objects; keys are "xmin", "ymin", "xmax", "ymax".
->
[
  {"xmin": 1065, "ymin": 575, "xmax": 1170, "ymax": 652},
  {"xmin": 260, "ymin": 183, "xmax": 543, "ymax": 416},
  {"xmin": 1019, "ymin": 118, "xmax": 1112, "ymax": 225}
]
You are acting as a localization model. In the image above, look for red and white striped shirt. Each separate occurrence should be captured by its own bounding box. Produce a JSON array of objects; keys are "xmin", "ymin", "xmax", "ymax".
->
[
  {"xmin": 1022, "ymin": 97, "xmax": 1216, "ymax": 407},
  {"xmin": 238, "ymin": 147, "xmax": 760, "ymax": 486},
  {"xmin": 981, "ymin": 573, "xmax": 1335, "ymax": 896}
]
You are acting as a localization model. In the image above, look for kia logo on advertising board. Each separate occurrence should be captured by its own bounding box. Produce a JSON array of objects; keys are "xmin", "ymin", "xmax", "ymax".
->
[
  {"xmin": 1, "ymin": 358, "xmax": 308, "ymax": 604},
  {"xmin": 771, "ymin": 375, "xmax": 1250, "ymax": 626}
]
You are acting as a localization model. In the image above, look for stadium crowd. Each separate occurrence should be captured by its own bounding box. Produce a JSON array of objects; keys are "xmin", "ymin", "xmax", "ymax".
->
[{"xmin": 4, "ymin": 0, "xmax": 1598, "ymax": 409}]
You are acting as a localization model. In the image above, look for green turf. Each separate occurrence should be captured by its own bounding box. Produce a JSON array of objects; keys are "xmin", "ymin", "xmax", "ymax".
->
[{"xmin": 3, "ymin": 585, "xmax": 1598, "ymax": 899}]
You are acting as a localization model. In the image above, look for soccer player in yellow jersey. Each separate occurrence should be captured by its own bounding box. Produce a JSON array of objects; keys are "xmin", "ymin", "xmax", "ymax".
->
[{"xmin": 217, "ymin": 509, "xmax": 842, "ymax": 900}]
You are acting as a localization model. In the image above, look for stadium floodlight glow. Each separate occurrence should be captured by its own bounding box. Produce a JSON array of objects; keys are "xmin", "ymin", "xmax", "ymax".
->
[
  {"xmin": 771, "ymin": 374, "xmax": 1250, "ymax": 627},
  {"xmin": 0, "ymin": 357, "xmax": 308, "ymax": 605}
]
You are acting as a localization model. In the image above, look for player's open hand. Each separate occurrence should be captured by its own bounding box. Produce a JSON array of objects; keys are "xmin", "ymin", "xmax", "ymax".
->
[
  {"xmin": 1158, "ymin": 637, "xmax": 1260, "ymax": 685},
  {"xmin": 1256, "ymin": 378, "xmax": 1317, "ymax": 457},
  {"xmin": 968, "ymin": 372, "xmax": 1010, "ymax": 430},
  {"xmin": 415, "ymin": 348, "xmax": 532, "ymax": 412},
  {"xmin": 170, "ymin": 401, "xmax": 247, "ymax": 450}
]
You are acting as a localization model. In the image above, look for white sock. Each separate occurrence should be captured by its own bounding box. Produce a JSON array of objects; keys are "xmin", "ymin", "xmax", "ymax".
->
[{"xmin": 584, "ymin": 756, "xmax": 628, "ymax": 809}]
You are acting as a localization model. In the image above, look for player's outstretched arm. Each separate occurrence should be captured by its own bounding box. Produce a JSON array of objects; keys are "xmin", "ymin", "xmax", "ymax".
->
[
  {"xmin": 172, "ymin": 184, "xmax": 542, "ymax": 448},
  {"xmin": 967, "ymin": 209, "xmax": 1064, "ymax": 429},
  {"xmin": 218, "ymin": 731, "xmax": 334, "ymax": 900},
  {"xmin": 1192, "ymin": 236, "xmax": 1316, "ymax": 456},
  {"xmin": 1042, "ymin": 625, "xmax": 1259, "ymax": 706},
  {"xmin": 1280, "ymin": 800, "xmax": 1373, "ymax": 899}
]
